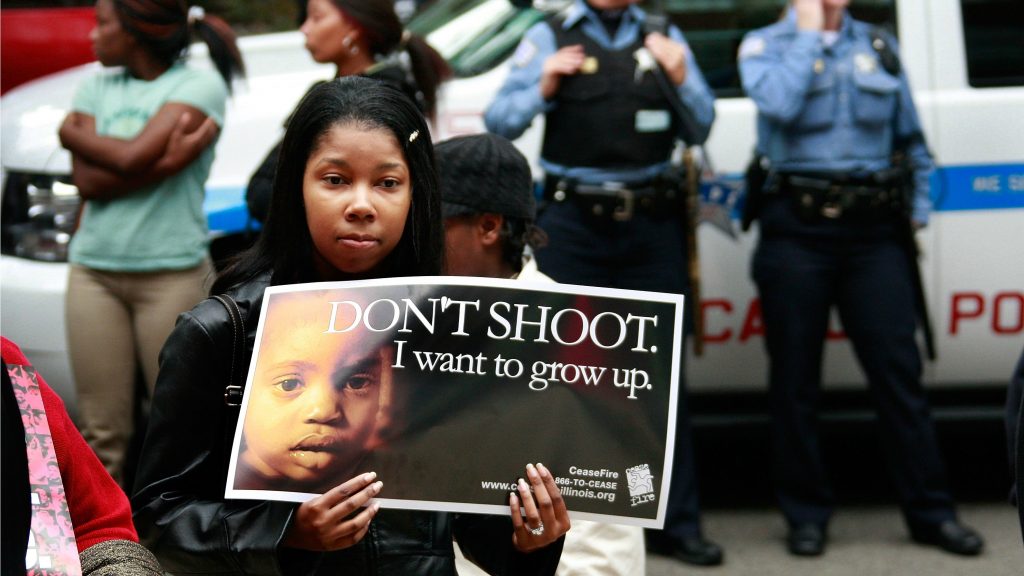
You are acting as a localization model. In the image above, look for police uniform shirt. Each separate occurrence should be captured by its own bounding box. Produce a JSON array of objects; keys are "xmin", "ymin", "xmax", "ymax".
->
[
  {"xmin": 738, "ymin": 8, "xmax": 934, "ymax": 224},
  {"xmin": 484, "ymin": 0, "xmax": 715, "ymax": 186}
]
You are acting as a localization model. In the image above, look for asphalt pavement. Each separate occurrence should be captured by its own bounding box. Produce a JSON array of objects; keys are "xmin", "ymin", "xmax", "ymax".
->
[
  {"xmin": 648, "ymin": 503, "xmax": 1021, "ymax": 576},
  {"xmin": 643, "ymin": 411, "xmax": 1022, "ymax": 575}
]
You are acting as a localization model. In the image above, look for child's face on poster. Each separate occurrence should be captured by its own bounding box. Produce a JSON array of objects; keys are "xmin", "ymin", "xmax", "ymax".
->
[{"xmin": 242, "ymin": 295, "xmax": 390, "ymax": 487}]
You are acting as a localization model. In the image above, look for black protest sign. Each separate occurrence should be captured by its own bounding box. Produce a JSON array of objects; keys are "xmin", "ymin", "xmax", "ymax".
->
[{"xmin": 226, "ymin": 277, "xmax": 683, "ymax": 527}]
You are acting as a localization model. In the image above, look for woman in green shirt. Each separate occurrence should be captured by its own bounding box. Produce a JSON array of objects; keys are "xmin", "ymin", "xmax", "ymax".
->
[{"xmin": 57, "ymin": 0, "xmax": 244, "ymax": 486}]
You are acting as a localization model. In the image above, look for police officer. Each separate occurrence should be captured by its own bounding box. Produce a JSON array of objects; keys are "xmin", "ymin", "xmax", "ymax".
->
[
  {"xmin": 485, "ymin": 0, "xmax": 721, "ymax": 566},
  {"xmin": 738, "ymin": 0, "xmax": 984, "ymax": 558}
]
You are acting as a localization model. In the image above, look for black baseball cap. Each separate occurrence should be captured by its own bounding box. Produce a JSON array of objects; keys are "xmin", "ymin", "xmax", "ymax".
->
[{"xmin": 434, "ymin": 133, "xmax": 536, "ymax": 221}]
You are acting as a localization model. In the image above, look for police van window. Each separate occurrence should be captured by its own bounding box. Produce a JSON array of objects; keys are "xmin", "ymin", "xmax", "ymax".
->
[
  {"xmin": 960, "ymin": 0, "xmax": 1024, "ymax": 87},
  {"xmin": 410, "ymin": 0, "xmax": 548, "ymax": 78},
  {"xmin": 408, "ymin": 0, "xmax": 900, "ymax": 85},
  {"xmin": 659, "ymin": 0, "xmax": 897, "ymax": 98}
]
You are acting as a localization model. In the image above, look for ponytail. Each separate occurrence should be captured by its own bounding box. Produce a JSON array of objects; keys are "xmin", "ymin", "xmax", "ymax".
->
[
  {"xmin": 402, "ymin": 33, "xmax": 451, "ymax": 120},
  {"xmin": 113, "ymin": 1, "xmax": 245, "ymax": 91},
  {"xmin": 189, "ymin": 8, "xmax": 246, "ymax": 91}
]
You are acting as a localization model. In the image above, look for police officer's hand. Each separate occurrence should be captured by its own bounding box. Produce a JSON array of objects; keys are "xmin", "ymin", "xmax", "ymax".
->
[
  {"xmin": 794, "ymin": 0, "xmax": 824, "ymax": 31},
  {"xmin": 283, "ymin": 472, "xmax": 382, "ymax": 551},
  {"xmin": 644, "ymin": 33, "xmax": 688, "ymax": 86},
  {"xmin": 541, "ymin": 45, "xmax": 586, "ymax": 100}
]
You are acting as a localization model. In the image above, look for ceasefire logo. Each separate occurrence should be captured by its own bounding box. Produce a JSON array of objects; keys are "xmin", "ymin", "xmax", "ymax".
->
[{"xmin": 626, "ymin": 464, "xmax": 656, "ymax": 506}]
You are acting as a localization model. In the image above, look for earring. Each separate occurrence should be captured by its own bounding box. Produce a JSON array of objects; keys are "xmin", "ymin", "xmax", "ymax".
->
[{"xmin": 341, "ymin": 36, "xmax": 359, "ymax": 56}]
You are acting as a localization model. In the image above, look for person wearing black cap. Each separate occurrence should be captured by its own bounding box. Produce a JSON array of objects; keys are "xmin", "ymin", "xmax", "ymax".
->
[
  {"xmin": 437, "ymin": 133, "xmax": 647, "ymax": 576},
  {"xmin": 484, "ymin": 0, "xmax": 722, "ymax": 567},
  {"xmin": 436, "ymin": 133, "xmax": 548, "ymax": 280}
]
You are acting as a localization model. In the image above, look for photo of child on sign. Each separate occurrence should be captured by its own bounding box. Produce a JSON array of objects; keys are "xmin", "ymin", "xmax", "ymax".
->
[{"xmin": 232, "ymin": 290, "xmax": 404, "ymax": 494}]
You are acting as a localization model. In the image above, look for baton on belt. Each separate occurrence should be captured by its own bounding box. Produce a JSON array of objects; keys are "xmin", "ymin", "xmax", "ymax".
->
[
  {"xmin": 683, "ymin": 149, "xmax": 703, "ymax": 356},
  {"xmin": 900, "ymin": 219, "xmax": 937, "ymax": 361},
  {"xmin": 891, "ymin": 150, "xmax": 936, "ymax": 361}
]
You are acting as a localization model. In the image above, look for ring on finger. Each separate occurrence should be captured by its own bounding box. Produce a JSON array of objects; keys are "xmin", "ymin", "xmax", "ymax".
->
[{"xmin": 529, "ymin": 521, "xmax": 545, "ymax": 536}]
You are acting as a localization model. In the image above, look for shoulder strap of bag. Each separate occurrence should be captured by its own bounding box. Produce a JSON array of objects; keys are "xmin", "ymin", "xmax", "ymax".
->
[{"xmin": 211, "ymin": 294, "xmax": 245, "ymax": 407}]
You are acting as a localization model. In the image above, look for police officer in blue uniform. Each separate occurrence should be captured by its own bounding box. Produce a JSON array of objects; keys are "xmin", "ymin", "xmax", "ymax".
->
[
  {"xmin": 738, "ymin": 0, "xmax": 984, "ymax": 558},
  {"xmin": 485, "ymin": 0, "xmax": 722, "ymax": 567}
]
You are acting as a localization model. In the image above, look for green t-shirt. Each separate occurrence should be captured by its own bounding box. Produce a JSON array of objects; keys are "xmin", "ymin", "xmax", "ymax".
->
[{"xmin": 68, "ymin": 63, "xmax": 227, "ymax": 271}]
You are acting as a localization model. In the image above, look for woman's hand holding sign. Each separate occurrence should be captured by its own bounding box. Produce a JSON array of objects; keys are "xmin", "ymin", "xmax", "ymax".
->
[
  {"xmin": 510, "ymin": 463, "xmax": 571, "ymax": 552},
  {"xmin": 283, "ymin": 472, "xmax": 382, "ymax": 551}
]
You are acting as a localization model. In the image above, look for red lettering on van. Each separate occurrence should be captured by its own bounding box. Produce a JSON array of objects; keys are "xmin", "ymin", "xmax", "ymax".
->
[
  {"xmin": 738, "ymin": 299, "xmax": 764, "ymax": 342},
  {"xmin": 701, "ymin": 299, "xmax": 733, "ymax": 343},
  {"xmin": 950, "ymin": 292, "xmax": 985, "ymax": 335},
  {"xmin": 992, "ymin": 292, "xmax": 1024, "ymax": 334}
]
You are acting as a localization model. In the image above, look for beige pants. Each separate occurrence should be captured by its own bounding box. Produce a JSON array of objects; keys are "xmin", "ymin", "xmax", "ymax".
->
[
  {"xmin": 454, "ymin": 520, "xmax": 646, "ymax": 575},
  {"xmin": 66, "ymin": 261, "xmax": 213, "ymax": 485}
]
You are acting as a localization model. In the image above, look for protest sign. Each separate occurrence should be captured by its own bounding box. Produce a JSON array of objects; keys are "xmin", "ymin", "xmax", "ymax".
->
[{"xmin": 225, "ymin": 277, "xmax": 683, "ymax": 528}]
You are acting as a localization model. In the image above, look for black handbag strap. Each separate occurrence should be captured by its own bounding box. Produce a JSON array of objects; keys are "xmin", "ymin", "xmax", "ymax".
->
[{"xmin": 211, "ymin": 294, "xmax": 245, "ymax": 407}]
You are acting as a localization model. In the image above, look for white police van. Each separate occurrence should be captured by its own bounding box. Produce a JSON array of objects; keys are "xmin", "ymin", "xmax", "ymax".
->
[{"xmin": 2, "ymin": 0, "xmax": 1022, "ymax": 420}]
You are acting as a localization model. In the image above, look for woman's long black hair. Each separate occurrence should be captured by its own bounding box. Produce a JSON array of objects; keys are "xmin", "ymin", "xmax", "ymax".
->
[
  {"xmin": 112, "ymin": 0, "xmax": 245, "ymax": 89},
  {"xmin": 212, "ymin": 76, "xmax": 444, "ymax": 294}
]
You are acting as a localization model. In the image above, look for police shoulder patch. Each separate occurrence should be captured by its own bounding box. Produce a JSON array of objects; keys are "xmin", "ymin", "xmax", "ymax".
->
[
  {"xmin": 512, "ymin": 40, "xmax": 539, "ymax": 69},
  {"xmin": 738, "ymin": 36, "xmax": 766, "ymax": 60}
]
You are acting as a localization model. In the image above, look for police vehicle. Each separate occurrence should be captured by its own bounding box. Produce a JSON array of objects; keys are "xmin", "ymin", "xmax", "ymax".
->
[{"xmin": 2, "ymin": 0, "xmax": 1021, "ymax": 421}]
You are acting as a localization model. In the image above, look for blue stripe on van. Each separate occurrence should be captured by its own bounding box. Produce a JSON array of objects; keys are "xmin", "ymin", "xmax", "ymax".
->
[
  {"xmin": 706, "ymin": 163, "xmax": 1024, "ymax": 220},
  {"xmin": 204, "ymin": 185, "xmax": 255, "ymax": 235},
  {"xmin": 932, "ymin": 163, "xmax": 1024, "ymax": 211},
  {"xmin": 207, "ymin": 163, "xmax": 1024, "ymax": 237}
]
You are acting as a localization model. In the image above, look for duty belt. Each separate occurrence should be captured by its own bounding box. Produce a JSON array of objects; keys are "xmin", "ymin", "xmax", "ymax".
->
[
  {"xmin": 543, "ymin": 174, "xmax": 681, "ymax": 222},
  {"xmin": 776, "ymin": 172, "xmax": 907, "ymax": 222}
]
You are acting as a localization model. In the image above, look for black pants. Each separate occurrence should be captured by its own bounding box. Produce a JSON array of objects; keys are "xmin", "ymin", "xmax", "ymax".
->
[
  {"xmin": 535, "ymin": 199, "xmax": 704, "ymax": 540},
  {"xmin": 752, "ymin": 198, "xmax": 955, "ymax": 531},
  {"xmin": 1006, "ymin": 348, "xmax": 1024, "ymax": 543}
]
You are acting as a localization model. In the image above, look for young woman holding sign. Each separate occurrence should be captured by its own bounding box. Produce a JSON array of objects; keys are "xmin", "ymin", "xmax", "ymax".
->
[{"xmin": 131, "ymin": 77, "xmax": 569, "ymax": 575}]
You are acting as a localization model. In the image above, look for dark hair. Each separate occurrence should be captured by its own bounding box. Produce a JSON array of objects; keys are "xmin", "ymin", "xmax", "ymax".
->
[
  {"xmin": 328, "ymin": 0, "xmax": 450, "ymax": 118},
  {"xmin": 447, "ymin": 213, "xmax": 548, "ymax": 274},
  {"xmin": 501, "ymin": 218, "xmax": 547, "ymax": 273},
  {"xmin": 112, "ymin": 0, "xmax": 245, "ymax": 90},
  {"xmin": 213, "ymin": 76, "xmax": 443, "ymax": 293}
]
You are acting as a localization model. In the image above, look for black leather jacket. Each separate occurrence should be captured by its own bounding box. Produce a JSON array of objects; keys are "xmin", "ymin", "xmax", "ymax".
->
[{"xmin": 131, "ymin": 274, "xmax": 563, "ymax": 575}]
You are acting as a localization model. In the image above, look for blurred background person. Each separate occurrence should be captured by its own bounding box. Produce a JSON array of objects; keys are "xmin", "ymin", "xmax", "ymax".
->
[
  {"xmin": 57, "ymin": 0, "xmax": 244, "ymax": 486},
  {"xmin": 245, "ymin": 0, "xmax": 451, "ymax": 223},
  {"xmin": 437, "ymin": 134, "xmax": 549, "ymax": 282},
  {"xmin": 738, "ymin": 0, "xmax": 982, "ymax": 557},
  {"xmin": 437, "ymin": 132, "xmax": 647, "ymax": 575},
  {"xmin": 484, "ymin": 0, "xmax": 721, "ymax": 566}
]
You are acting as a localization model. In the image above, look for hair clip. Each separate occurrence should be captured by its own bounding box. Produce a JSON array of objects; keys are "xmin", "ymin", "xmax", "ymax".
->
[
  {"xmin": 187, "ymin": 5, "xmax": 206, "ymax": 24},
  {"xmin": 409, "ymin": 130, "xmax": 420, "ymax": 143}
]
